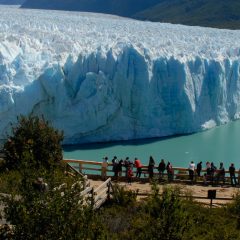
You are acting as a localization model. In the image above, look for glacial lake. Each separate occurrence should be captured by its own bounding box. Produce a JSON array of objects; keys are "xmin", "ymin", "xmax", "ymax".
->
[{"xmin": 63, "ymin": 120, "xmax": 240, "ymax": 169}]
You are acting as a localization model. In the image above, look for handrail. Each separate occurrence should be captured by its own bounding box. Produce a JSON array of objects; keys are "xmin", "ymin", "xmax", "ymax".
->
[
  {"xmin": 80, "ymin": 186, "xmax": 93, "ymax": 197},
  {"xmin": 94, "ymin": 178, "xmax": 111, "ymax": 193},
  {"xmin": 79, "ymin": 177, "xmax": 112, "ymax": 210},
  {"xmin": 63, "ymin": 159, "xmax": 240, "ymax": 188},
  {"xmin": 63, "ymin": 159, "xmax": 240, "ymax": 175}
]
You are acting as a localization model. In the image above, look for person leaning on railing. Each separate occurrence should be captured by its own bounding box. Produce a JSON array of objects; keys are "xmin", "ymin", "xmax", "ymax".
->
[
  {"xmin": 229, "ymin": 163, "xmax": 237, "ymax": 187},
  {"xmin": 188, "ymin": 161, "xmax": 195, "ymax": 182},
  {"xmin": 101, "ymin": 157, "xmax": 108, "ymax": 180},
  {"xmin": 148, "ymin": 156, "xmax": 155, "ymax": 179},
  {"xmin": 216, "ymin": 162, "xmax": 225, "ymax": 185},
  {"xmin": 166, "ymin": 162, "xmax": 173, "ymax": 182},
  {"xmin": 158, "ymin": 159, "xmax": 166, "ymax": 181},
  {"xmin": 196, "ymin": 161, "xmax": 202, "ymax": 177}
]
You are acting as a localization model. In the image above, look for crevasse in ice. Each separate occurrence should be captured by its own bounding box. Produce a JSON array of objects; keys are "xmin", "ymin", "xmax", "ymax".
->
[{"xmin": 1, "ymin": 6, "xmax": 240, "ymax": 144}]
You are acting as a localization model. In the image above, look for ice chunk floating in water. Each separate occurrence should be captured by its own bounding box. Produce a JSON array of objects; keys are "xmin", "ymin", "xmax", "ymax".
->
[{"xmin": 1, "ymin": 6, "xmax": 240, "ymax": 144}]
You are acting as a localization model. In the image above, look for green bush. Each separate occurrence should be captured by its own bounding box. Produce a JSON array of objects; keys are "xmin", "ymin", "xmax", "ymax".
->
[
  {"xmin": 111, "ymin": 184, "xmax": 138, "ymax": 206},
  {"xmin": 3, "ymin": 115, "xmax": 63, "ymax": 171}
]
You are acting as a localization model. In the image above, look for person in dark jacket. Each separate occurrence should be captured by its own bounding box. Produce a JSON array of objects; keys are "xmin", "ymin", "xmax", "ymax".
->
[
  {"xmin": 112, "ymin": 156, "xmax": 119, "ymax": 179},
  {"xmin": 210, "ymin": 162, "xmax": 217, "ymax": 185},
  {"xmin": 166, "ymin": 162, "xmax": 173, "ymax": 182},
  {"xmin": 124, "ymin": 157, "xmax": 130, "ymax": 177},
  {"xmin": 158, "ymin": 159, "xmax": 166, "ymax": 180},
  {"xmin": 196, "ymin": 161, "xmax": 202, "ymax": 177},
  {"xmin": 148, "ymin": 156, "xmax": 155, "ymax": 179},
  {"xmin": 229, "ymin": 163, "xmax": 237, "ymax": 186},
  {"xmin": 216, "ymin": 162, "xmax": 225, "ymax": 185},
  {"xmin": 118, "ymin": 159, "xmax": 123, "ymax": 177}
]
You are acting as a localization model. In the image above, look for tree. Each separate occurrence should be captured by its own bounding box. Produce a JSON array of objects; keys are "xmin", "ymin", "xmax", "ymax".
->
[
  {"xmin": 0, "ymin": 115, "xmax": 106, "ymax": 239},
  {"xmin": 3, "ymin": 115, "xmax": 63, "ymax": 170}
]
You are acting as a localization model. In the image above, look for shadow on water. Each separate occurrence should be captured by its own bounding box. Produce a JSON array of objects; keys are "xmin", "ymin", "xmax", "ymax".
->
[{"xmin": 63, "ymin": 133, "xmax": 193, "ymax": 152}]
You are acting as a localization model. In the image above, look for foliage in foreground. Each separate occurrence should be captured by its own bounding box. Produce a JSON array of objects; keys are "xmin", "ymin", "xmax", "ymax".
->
[
  {"xmin": 1, "ymin": 172, "xmax": 107, "ymax": 240},
  {"xmin": 2, "ymin": 172, "xmax": 240, "ymax": 240},
  {"xmin": 1, "ymin": 115, "xmax": 240, "ymax": 239},
  {"xmin": 99, "ymin": 185, "xmax": 240, "ymax": 240}
]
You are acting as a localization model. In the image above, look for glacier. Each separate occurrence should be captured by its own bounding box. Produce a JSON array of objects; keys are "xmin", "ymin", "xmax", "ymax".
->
[{"xmin": 1, "ymin": 6, "xmax": 240, "ymax": 144}]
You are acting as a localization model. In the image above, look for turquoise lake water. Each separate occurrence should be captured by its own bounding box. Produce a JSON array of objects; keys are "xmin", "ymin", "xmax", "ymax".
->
[{"xmin": 63, "ymin": 120, "xmax": 240, "ymax": 169}]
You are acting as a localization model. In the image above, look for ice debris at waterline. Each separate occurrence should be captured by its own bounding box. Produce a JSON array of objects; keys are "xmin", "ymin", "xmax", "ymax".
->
[{"xmin": 1, "ymin": 6, "xmax": 240, "ymax": 144}]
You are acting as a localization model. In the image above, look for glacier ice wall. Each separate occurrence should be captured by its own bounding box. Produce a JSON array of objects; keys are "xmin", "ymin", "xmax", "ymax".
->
[{"xmin": 1, "ymin": 6, "xmax": 240, "ymax": 144}]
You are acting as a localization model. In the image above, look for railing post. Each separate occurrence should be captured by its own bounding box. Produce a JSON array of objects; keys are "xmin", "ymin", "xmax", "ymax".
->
[
  {"xmin": 90, "ymin": 188, "xmax": 95, "ymax": 208},
  {"xmin": 107, "ymin": 181, "xmax": 111, "ymax": 201},
  {"xmin": 101, "ymin": 166, "xmax": 104, "ymax": 180},
  {"xmin": 79, "ymin": 163, "xmax": 83, "ymax": 173}
]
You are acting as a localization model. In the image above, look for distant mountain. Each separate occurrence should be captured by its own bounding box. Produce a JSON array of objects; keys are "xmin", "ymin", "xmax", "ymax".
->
[
  {"xmin": 21, "ymin": 0, "xmax": 240, "ymax": 30},
  {"xmin": 21, "ymin": 0, "xmax": 160, "ymax": 17},
  {"xmin": 0, "ymin": 0, "xmax": 25, "ymax": 4},
  {"xmin": 134, "ymin": 0, "xmax": 240, "ymax": 29}
]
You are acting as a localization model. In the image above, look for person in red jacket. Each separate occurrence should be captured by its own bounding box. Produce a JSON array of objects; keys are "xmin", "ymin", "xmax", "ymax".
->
[
  {"xmin": 127, "ymin": 166, "xmax": 134, "ymax": 185},
  {"xmin": 134, "ymin": 158, "xmax": 142, "ymax": 178}
]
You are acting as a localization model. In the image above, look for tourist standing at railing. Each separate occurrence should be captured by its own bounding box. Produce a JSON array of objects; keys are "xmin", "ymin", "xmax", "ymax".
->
[
  {"xmin": 166, "ymin": 162, "xmax": 173, "ymax": 182},
  {"xmin": 124, "ymin": 157, "xmax": 130, "ymax": 177},
  {"xmin": 101, "ymin": 157, "xmax": 108, "ymax": 180},
  {"xmin": 210, "ymin": 162, "xmax": 217, "ymax": 185},
  {"xmin": 134, "ymin": 158, "xmax": 142, "ymax": 178},
  {"xmin": 229, "ymin": 163, "xmax": 237, "ymax": 187},
  {"xmin": 206, "ymin": 162, "xmax": 211, "ymax": 176},
  {"xmin": 216, "ymin": 162, "xmax": 225, "ymax": 185},
  {"xmin": 148, "ymin": 156, "xmax": 155, "ymax": 179},
  {"xmin": 118, "ymin": 159, "xmax": 124, "ymax": 177},
  {"xmin": 196, "ymin": 161, "xmax": 202, "ymax": 177},
  {"xmin": 127, "ymin": 166, "xmax": 134, "ymax": 185},
  {"xmin": 188, "ymin": 161, "xmax": 195, "ymax": 182},
  {"xmin": 129, "ymin": 158, "xmax": 134, "ymax": 170},
  {"xmin": 112, "ymin": 156, "xmax": 119, "ymax": 179},
  {"xmin": 158, "ymin": 159, "xmax": 166, "ymax": 181}
]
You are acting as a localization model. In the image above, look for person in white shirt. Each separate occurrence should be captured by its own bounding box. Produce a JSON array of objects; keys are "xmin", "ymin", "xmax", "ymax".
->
[{"xmin": 188, "ymin": 161, "xmax": 195, "ymax": 182}]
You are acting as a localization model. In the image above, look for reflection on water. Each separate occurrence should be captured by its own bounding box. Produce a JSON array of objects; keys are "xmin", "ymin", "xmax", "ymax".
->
[{"xmin": 63, "ymin": 120, "xmax": 240, "ymax": 169}]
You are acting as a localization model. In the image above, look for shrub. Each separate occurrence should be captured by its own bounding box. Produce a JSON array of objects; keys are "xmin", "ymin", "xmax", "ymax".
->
[
  {"xmin": 3, "ymin": 115, "xmax": 63, "ymax": 171},
  {"xmin": 111, "ymin": 184, "xmax": 138, "ymax": 206},
  {"xmin": 145, "ymin": 186, "xmax": 192, "ymax": 240}
]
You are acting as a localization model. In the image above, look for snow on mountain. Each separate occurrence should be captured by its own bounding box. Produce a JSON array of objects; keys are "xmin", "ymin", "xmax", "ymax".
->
[{"xmin": 1, "ymin": 6, "xmax": 240, "ymax": 144}]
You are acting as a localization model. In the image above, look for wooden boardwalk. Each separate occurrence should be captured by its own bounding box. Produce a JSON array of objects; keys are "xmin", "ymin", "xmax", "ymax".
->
[{"xmin": 64, "ymin": 159, "xmax": 238, "ymax": 207}]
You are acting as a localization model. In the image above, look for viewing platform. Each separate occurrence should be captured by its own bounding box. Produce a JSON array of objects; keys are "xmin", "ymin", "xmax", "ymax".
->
[{"xmin": 63, "ymin": 159, "xmax": 240, "ymax": 185}]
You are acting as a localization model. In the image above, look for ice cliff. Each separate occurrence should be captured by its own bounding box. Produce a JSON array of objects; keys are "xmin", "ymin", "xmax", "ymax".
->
[{"xmin": 1, "ymin": 6, "xmax": 240, "ymax": 144}]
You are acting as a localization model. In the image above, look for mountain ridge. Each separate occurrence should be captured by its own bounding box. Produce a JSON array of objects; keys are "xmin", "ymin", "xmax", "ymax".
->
[
  {"xmin": 21, "ymin": 0, "xmax": 161, "ymax": 17},
  {"xmin": 0, "ymin": 0, "xmax": 25, "ymax": 4},
  {"xmin": 135, "ymin": 0, "xmax": 240, "ymax": 30},
  {"xmin": 21, "ymin": 0, "xmax": 240, "ymax": 29}
]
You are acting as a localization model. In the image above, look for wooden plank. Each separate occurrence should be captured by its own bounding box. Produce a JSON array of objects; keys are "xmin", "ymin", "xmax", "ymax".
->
[
  {"xmin": 83, "ymin": 167, "xmax": 101, "ymax": 171},
  {"xmin": 94, "ymin": 194, "xmax": 108, "ymax": 209},
  {"xmin": 80, "ymin": 187, "xmax": 93, "ymax": 197},
  {"xmin": 94, "ymin": 188, "xmax": 108, "ymax": 202},
  {"xmin": 133, "ymin": 192, "xmax": 233, "ymax": 201},
  {"xmin": 94, "ymin": 178, "xmax": 111, "ymax": 193},
  {"xmin": 67, "ymin": 163, "xmax": 86, "ymax": 177},
  {"xmin": 63, "ymin": 159, "xmax": 102, "ymax": 165}
]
